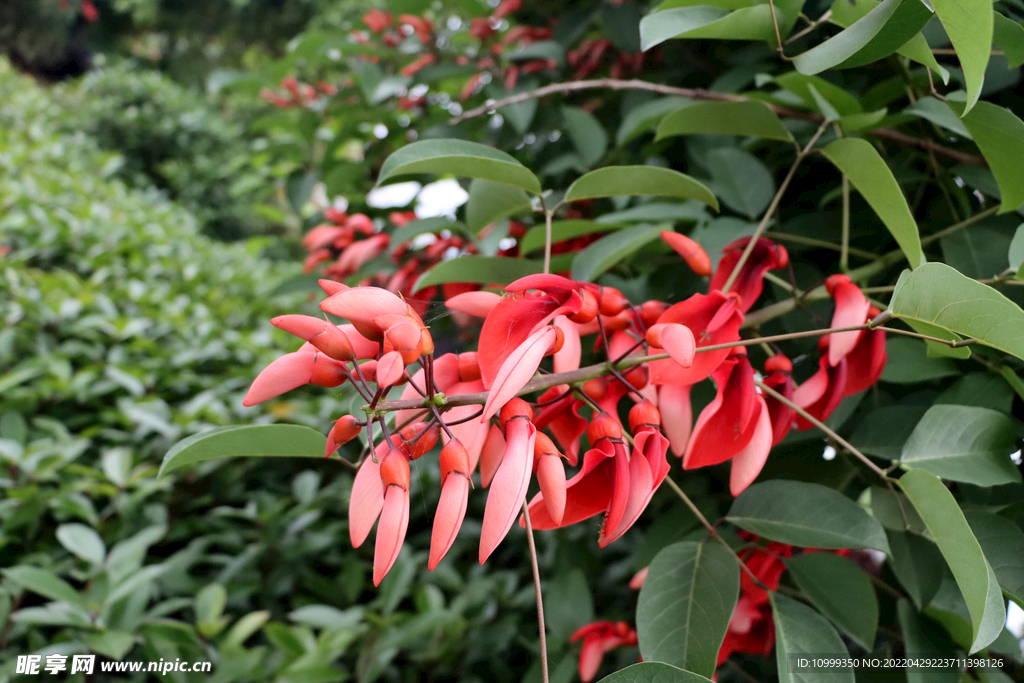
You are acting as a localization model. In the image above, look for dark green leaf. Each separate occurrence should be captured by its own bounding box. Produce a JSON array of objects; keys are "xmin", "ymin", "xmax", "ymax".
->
[
  {"xmin": 377, "ymin": 139, "xmax": 541, "ymax": 193},
  {"xmin": 993, "ymin": 13, "xmax": 1024, "ymax": 69},
  {"xmin": 879, "ymin": 337, "xmax": 960, "ymax": 383},
  {"xmin": 905, "ymin": 97, "xmax": 972, "ymax": 140},
  {"xmin": 706, "ymin": 148, "xmax": 774, "ymax": 219},
  {"xmin": 597, "ymin": 202, "xmax": 709, "ymax": 224},
  {"xmin": 562, "ymin": 106, "xmax": 609, "ymax": 168},
  {"xmin": 965, "ymin": 512, "xmax": 1024, "ymax": 607},
  {"xmin": 999, "ymin": 365, "xmax": 1024, "ymax": 403},
  {"xmin": 56, "ymin": 523, "xmax": 106, "ymax": 565},
  {"xmin": 786, "ymin": 552, "xmax": 878, "ymax": 650},
  {"xmin": 830, "ymin": 0, "xmax": 947, "ymax": 79},
  {"xmin": 770, "ymin": 592, "xmax": 855, "ymax": 683},
  {"xmin": 897, "ymin": 601, "xmax": 959, "ymax": 683},
  {"xmin": 1008, "ymin": 224, "xmax": 1024, "ymax": 272},
  {"xmin": 520, "ymin": 220, "xmax": 622, "ymax": 255},
  {"xmin": 889, "ymin": 262, "xmax": 1024, "ymax": 361},
  {"xmin": 636, "ymin": 541, "xmax": 739, "ymax": 678},
  {"xmin": 3, "ymin": 566, "xmax": 83, "ymax": 605},
  {"xmin": 898, "ymin": 469, "xmax": 1006, "ymax": 652},
  {"xmin": 544, "ymin": 569, "xmax": 595, "ymax": 641},
  {"xmin": 931, "ymin": 0, "xmax": 993, "ymax": 113},
  {"xmin": 850, "ymin": 405, "xmax": 927, "ymax": 460},
  {"xmin": 887, "ymin": 530, "xmax": 945, "ymax": 610},
  {"xmin": 821, "ymin": 138, "xmax": 923, "ymax": 267},
  {"xmin": 941, "ymin": 224, "xmax": 1011, "ymax": 280},
  {"xmin": 597, "ymin": 662, "xmax": 713, "ymax": 683},
  {"xmin": 84, "ymin": 631, "xmax": 136, "ymax": 660},
  {"xmin": 464, "ymin": 179, "xmax": 532, "ymax": 234},
  {"xmin": 655, "ymin": 101, "xmax": 792, "ymax": 141},
  {"xmin": 571, "ymin": 224, "xmax": 663, "ymax": 282},
  {"xmin": 617, "ymin": 97, "xmax": 692, "ymax": 146},
  {"xmin": 948, "ymin": 98, "xmax": 1024, "ymax": 213},
  {"xmin": 159, "ymin": 425, "xmax": 327, "ymax": 477},
  {"xmin": 793, "ymin": 0, "xmax": 932, "ymax": 75},
  {"xmin": 900, "ymin": 405, "xmax": 1021, "ymax": 486},
  {"xmin": 774, "ymin": 72, "xmax": 864, "ymax": 116},
  {"xmin": 564, "ymin": 166, "xmax": 719, "ymax": 209},
  {"xmin": 726, "ymin": 480, "xmax": 890, "ymax": 552},
  {"xmin": 413, "ymin": 255, "xmax": 542, "ymax": 291},
  {"xmin": 935, "ymin": 373, "xmax": 1013, "ymax": 413}
]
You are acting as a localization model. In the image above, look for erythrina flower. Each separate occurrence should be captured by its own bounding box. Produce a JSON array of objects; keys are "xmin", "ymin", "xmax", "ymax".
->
[
  {"xmin": 709, "ymin": 237, "xmax": 788, "ymax": 313},
  {"xmin": 661, "ymin": 231, "xmax": 712, "ymax": 276},
  {"xmin": 374, "ymin": 447, "xmax": 412, "ymax": 585},
  {"xmin": 792, "ymin": 337, "xmax": 848, "ymax": 429},
  {"xmin": 429, "ymin": 440, "xmax": 472, "ymax": 570},
  {"xmin": 825, "ymin": 274, "xmax": 870, "ymax": 366},
  {"xmin": 648, "ymin": 291, "xmax": 743, "ymax": 386},
  {"xmin": 480, "ymin": 399, "xmax": 537, "ymax": 563},
  {"xmin": 571, "ymin": 621, "xmax": 638, "ymax": 682},
  {"xmin": 243, "ymin": 343, "xmax": 347, "ymax": 406},
  {"xmin": 761, "ymin": 354, "xmax": 796, "ymax": 446}
]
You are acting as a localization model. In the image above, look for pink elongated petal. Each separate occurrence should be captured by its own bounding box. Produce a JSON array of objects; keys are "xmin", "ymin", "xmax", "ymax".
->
[
  {"xmin": 446, "ymin": 291, "xmax": 502, "ymax": 318},
  {"xmin": 602, "ymin": 442, "xmax": 631, "ymax": 539},
  {"xmin": 376, "ymin": 351, "xmax": 405, "ymax": 388},
  {"xmin": 600, "ymin": 443, "xmax": 653, "ymax": 546},
  {"xmin": 505, "ymin": 273, "xmax": 576, "ymax": 295},
  {"xmin": 828, "ymin": 281, "xmax": 870, "ymax": 366},
  {"xmin": 373, "ymin": 485, "xmax": 410, "ymax": 586},
  {"xmin": 661, "ymin": 324, "xmax": 696, "ymax": 368},
  {"xmin": 442, "ymin": 380, "xmax": 488, "ymax": 470},
  {"xmin": 243, "ymin": 351, "xmax": 314, "ymax": 406},
  {"xmin": 792, "ymin": 366, "xmax": 829, "ymax": 408},
  {"xmin": 629, "ymin": 566, "xmax": 649, "ymax": 590},
  {"xmin": 578, "ymin": 638, "xmax": 606, "ymax": 683},
  {"xmin": 480, "ymin": 418, "xmax": 536, "ymax": 563},
  {"xmin": 337, "ymin": 324, "xmax": 380, "ymax": 359},
  {"xmin": 383, "ymin": 319, "xmax": 421, "ymax": 352},
  {"xmin": 536, "ymin": 454, "xmax": 567, "ymax": 525},
  {"xmin": 349, "ymin": 443, "xmax": 388, "ymax": 547},
  {"xmin": 481, "ymin": 327, "xmax": 557, "ymax": 423},
  {"xmin": 552, "ymin": 316, "xmax": 581, "ymax": 374},
  {"xmin": 321, "ymin": 287, "xmax": 413, "ymax": 340},
  {"xmin": 730, "ymin": 397, "xmax": 773, "ymax": 496},
  {"xmin": 681, "ymin": 385, "xmax": 725, "ymax": 469},
  {"xmin": 479, "ymin": 424, "xmax": 505, "ymax": 488},
  {"xmin": 525, "ymin": 441, "xmax": 616, "ymax": 529},
  {"xmin": 428, "ymin": 473, "xmax": 470, "ymax": 570},
  {"xmin": 318, "ymin": 279, "xmax": 348, "ymax": 296},
  {"xmin": 431, "ymin": 353, "xmax": 462, "ymax": 392}
]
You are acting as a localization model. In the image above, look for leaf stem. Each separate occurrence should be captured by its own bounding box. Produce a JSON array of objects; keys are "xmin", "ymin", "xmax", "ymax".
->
[
  {"xmin": 522, "ymin": 502, "xmax": 549, "ymax": 683},
  {"xmin": 841, "ymin": 174, "xmax": 850, "ymax": 272}
]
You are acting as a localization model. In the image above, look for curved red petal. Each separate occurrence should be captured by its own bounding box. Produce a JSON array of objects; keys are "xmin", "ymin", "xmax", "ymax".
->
[
  {"xmin": 243, "ymin": 351, "xmax": 314, "ymax": 406},
  {"xmin": 662, "ymin": 323, "xmax": 696, "ymax": 368},
  {"xmin": 552, "ymin": 316, "xmax": 582, "ymax": 373},
  {"xmin": 428, "ymin": 473, "xmax": 470, "ymax": 570},
  {"xmin": 600, "ymin": 441, "xmax": 653, "ymax": 546},
  {"xmin": 373, "ymin": 485, "xmax": 410, "ymax": 585},
  {"xmin": 375, "ymin": 350, "xmax": 405, "ymax": 388},
  {"xmin": 602, "ymin": 442, "xmax": 631, "ymax": 538},
  {"xmin": 730, "ymin": 397, "xmax": 773, "ymax": 496},
  {"xmin": 479, "ymin": 423, "xmax": 506, "ymax": 488},
  {"xmin": 478, "ymin": 295, "xmax": 562, "ymax": 388},
  {"xmin": 480, "ymin": 327, "xmax": 556, "ymax": 423},
  {"xmin": 828, "ymin": 280, "xmax": 869, "ymax": 366},
  {"xmin": 658, "ymin": 384, "xmax": 693, "ymax": 457},
  {"xmin": 445, "ymin": 291, "xmax": 502, "ymax": 318},
  {"xmin": 536, "ymin": 453, "xmax": 567, "ymax": 525},
  {"xmin": 479, "ymin": 419, "xmax": 536, "ymax": 563},
  {"xmin": 349, "ymin": 444, "xmax": 387, "ymax": 547},
  {"xmin": 649, "ymin": 292, "xmax": 742, "ymax": 386}
]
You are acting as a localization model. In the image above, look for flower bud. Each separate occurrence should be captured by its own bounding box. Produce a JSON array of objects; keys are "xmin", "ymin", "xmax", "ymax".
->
[
  {"xmin": 567, "ymin": 288, "xmax": 599, "ymax": 324},
  {"xmin": 583, "ymin": 378, "xmax": 606, "ymax": 401},
  {"xmin": 439, "ymin": 439, "xmax": 471, "ymax": 482},
  {"xmin": 764, "ymin": 354, "xmax": 792, "ymax": 374},
  {"xmin": 499, "ymin": 398, "xmax": 533, "ymax": 428},
  {"xmin": 458, "ymin": 352, "xmax": 482, "ymax": 382},
  {"xmin": 629, "ymin": 400, "xmax": 661, "ymax": 433},
  {"xmin": 401, "ymin": 423, "xmax": 438, "ymax": 459},
  {"xmin": 587, "ymin": 413, "xmax": 622, "ymax": 443},
  {"xmin": 379, "ymin": 449, "xmax": 411, "ymax": 490},
  {"xmin": 597, "ymin": 286, "xmax": 629, "ymax": 317}
]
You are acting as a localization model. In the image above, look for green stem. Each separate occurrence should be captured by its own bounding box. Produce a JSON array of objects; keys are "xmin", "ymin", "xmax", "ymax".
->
[{"xmin": 841, "ymin": 174, "xmax": 850, "ymax": 272}]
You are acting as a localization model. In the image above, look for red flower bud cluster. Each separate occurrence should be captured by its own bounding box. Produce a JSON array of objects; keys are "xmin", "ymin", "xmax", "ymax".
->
[{"xmin": 260, "ymin": 76, "xmax": 337, "ymax": 109}]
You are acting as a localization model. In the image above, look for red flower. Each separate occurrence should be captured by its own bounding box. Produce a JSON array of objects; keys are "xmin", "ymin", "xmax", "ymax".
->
[
  {"xmin": 709, "ymin": 237, "xmax": 788, "ymax": 312},
  {"xmin": 363, "ymin": 9, "xmax": 393, "ymax": 32},
  {"xmin": 80, "ymin": 1, "xmax": 98, "ymax": 22},
  {"xmin": 648, "ymin": 291, "xmax": 743, "ymax": 386},
  {"xmin": 571, "ymin": 621, "xmax": 638, "ymax": 682}
]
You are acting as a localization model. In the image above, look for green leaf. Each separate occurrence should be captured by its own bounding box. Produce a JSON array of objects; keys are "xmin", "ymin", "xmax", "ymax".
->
[
  {"xmin": 640, "ymin": 5, "xmax": 798, "ymax": 50},
  {"xmin": 897, "ymin": 601, "xmax": 959, "ymax": 683},
  {"xmin": 935, "ymin": 373, "xmax": 1012, "ymax": 413},
  {"xmin": 636, "ymin": 541, "xmax": 739, "ymax": 678},
  {"xmin": 931, "ymin": 0, "xmax": 993, "ymax": 114},
  {"xmin": 564, "ymin": 166, "xmax": 719, "ymax": 209},
  {"xmin": 905, "ymin": 97, "xmax": 972, "ymax": 140},
  {"xmin": 830, "ymin": 0, "xmax": 948, "ymax": 80},
  {"xmin": 563, "ymin": 106, "xmax": 609, "ymax": 168},
  {"xmin": 3, "ymin": 566, "xmax": 83, "ymax": 605},
  {"xmin": 464, "ymin": 179, "xmax": 532, "ymax": 234},
  {"xmin": 160, "ymin": 425, "xmax": 327, "ymax": 477},
  {"xmin": 726, "ymin": 480, "xmax": 890, "ymax": 553},
  {"xmin": 773, "ymin": 73, "xmax": 864, "ymax": 116},
  {"xmin": 195, "ymin": 583, "xmax": 227, "ymax": 626},
  {"xmin": 850, "ymin": 405, "xmax": 927, "ymax": 460},
  {"xmin": 597, "ymin": 201, "xmax": 709, "ymax": 224},
  {"xmin": 906, "ymin": 319, "xmax": 971, "ymax": 359},
  {"xmin": 948, "ymin": 98, "xmax": 1024, "ymax": 213},
  {"xmin": 965, "ymin": 512, "xmax": 1024, "ymax": 607},
  {"xmin": 999, "ymin": 365, "xmax": 1024, "ymax": 403},
  {"xmin": 596, "ymin": 662, "xmax": 713, "ymax": 683},
  {"xmin": 377, "ymin": 139, "xmax": 541, "ymax": 194},
  {"xmin": 520, "ymin": 220, "xmax": 623, "ymax": 255},
  {"xmin": 880, "ymin": 337, "xmax": 960, "ymax": 383},
  {"xmin": 224, "ymin": 610, "xmax": 271, "ymax": 647},
  {"xmin": 785, "ymin": 552, "xmax": 878, "ymax": 650},
  {"xmin": 887, "ymin": 529, "xmax": 945, "ymax": 610},
  {"xmin": 898, "ymin": 469, "xmax": 1006, "ymax": 653},
  {"xmin": 793, "ymin": 0, "xmax": 933, "ymax": 75},
  {"xmin": 413, "ymin": 255, "xmax": 542, "ymax": 291},
  {"xmin": 821, "ymin": 138, "xmax": 922, "ymax": 267},
  {"xmin": 706, "ymin": 148, "xmax": 774, "ymax": 219},
  {"xmin": 900, "ymin": 405, "xmax": 1021, "ymax": 486},
  {"xmin": 288, "ymin": 605, "xmax": 363, "ymax": 630},
  {"xmin": 993, "ymin": 13, "xmax": 1024, "ymax": 69},
  {"xmin": 617, "ymin": 97, "xmax": 692, "ymax": 146},
  {"xmin": 770, "ymin": 592, "xmax": 855, "ymax": 683},
  {"xmin": 655, "ymin": 101, "xmax": 792, "ymax": 141},
  {"xmin": 889, "ymin": 262, "xmax": 1024, "ymax": 361},
  {"xmin": 571, "ymin": 224, "xmax": 663, "ymax": 282},
  {"xmin": 1008, "ymin": 224, "xmax": 1024, "ymax": 272},
  {"xmin": 56, "ymin": 523, "xmax": 106, "ymax": 565},
  {"xmin": 83, "ymin": 630, "xmax": 136, "ymax": 660}
]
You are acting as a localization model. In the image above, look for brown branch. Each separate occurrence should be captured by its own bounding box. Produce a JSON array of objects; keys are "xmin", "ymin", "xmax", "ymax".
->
[{"xmin": 449, "ymin": 78, "xmax": 987, "ymax": 167}]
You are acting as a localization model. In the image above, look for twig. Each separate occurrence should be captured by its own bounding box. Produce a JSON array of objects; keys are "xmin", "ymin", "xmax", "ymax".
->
[
  {"xmin": 767, "ymin": 0, "xmax": 788, "ymax": 60},
  {"xmin": 522, "ymin": 502, "xmax": 549, "ymax": 683},
  {"xmin": 765, "ymin": 231, "xmax": 877, "ymax": 260},
  {"xmin": 841, "ymin": 174, "xmax": 850, "ymax": 272},
  {"xmin": 786, "ymin": 9, "xmax": 832, "ymax": 44}
]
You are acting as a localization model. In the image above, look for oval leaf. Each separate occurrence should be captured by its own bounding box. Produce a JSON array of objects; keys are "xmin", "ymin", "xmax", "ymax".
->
[
  {"xmin": 617, "ymin": 97, "xmax": 692, "ymax": 146},
  {"xmin": 597, "ymin": 662, "xmax": 714, "ymax": 683},
  {"xmin": 3, "ymin": 566, "xmax": 83, "ymax": 605},
  {"xmin": 931, "ymin": 0, "xmax": 993, "ymax": 114},
  {"xmin": 656, "ymin": 101, "xmax": 792, "ymax": 141},
  {"xmin": 465, "ymin": 179, "xmax": 532, "ymax": 234},
  {"xmin": 948, "ymin": 99, "xmax": 1024, "ymax": 213},
  {"xmin": 160, "ymin": 424, "xmax": 328, "ymax": 477},
  {"xmin": 413, "ymin": 255, "xmax": 543, "ymax": 291},
  {"xmin": 520, "ymin": 220, "xmax": 622, "ymax": 255},
  {"xmin": 563, "ymin": 106, "xmax": 609, "ymax": 168},
  {"xmin": 965, "ymin": 511, "xmax": 1024, "ymax": 608},
  {"xmin": 706, "ymin": 148, "xmax": 774, "ymax": 219},
  {"xmin": 793, "ymin": 0, "xmax": 933, "ymax": 75},
  {"xmin": 770, "ymin": 592, "xmax": 854, "ymax": 683},
  {"xmin": 564, "ymin": 166, "xmax": 718, "ymax": 209},
  {"xmin": 571, "ymin": 224, "xmax": 663, "ymax": 282},
  {"xmin": 726, "ymin": 480, "xmax": 890, "ymax": 553},
  {"xmin": 636, "ymin": 541, "xmax": 739, "ymax": 679},
  {"xmin": 377, "ymin": 139, "xmax": 541, "ymax": 194},
  {"xmin": 786, "ymin": 552, "xmax": 879, "ymax": 650},
  {"xmin": 56, "ymin": 524, "xmax": 106, "ymax": 565},
  {"xmin": 898, "ymin": 469, "xmax": 1006, "ymax": 653},
  {"xmin": 900, "ymin": 405, "xmax": 1021, "ymax": 486},
  {"xmin": 889, "ymin": 262, "xmax": 1024, "ymax": 361},
  {"xmin": 821, "ymin": 138, "xmax": 922, "ymax": 268},
  {"xmin": 640, "ymin": 5, "xmax": 797, "ymax": 50}
]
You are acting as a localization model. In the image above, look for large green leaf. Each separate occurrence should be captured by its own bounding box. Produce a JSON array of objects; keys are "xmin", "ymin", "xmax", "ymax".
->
[
  {"xmin": 706, "ymin": 148, "xmax": 774, "ymax": 219},
  {"xmin": 770, "ymin": 593, "xmax": 854, "ymax": 683},
  {"xmin": 640, "ymin": 4, "xmax": 799, "ymax": 50},
  {"xmin": 898, "ymin": 469, "xmax": 1006, "ymax": 653},
  {"xmin": 563, "ymin": 106, "xmax": 609, "ymax": 168},
  {"xmin": 899, "ymin": 405, "xmax": 1021, "ymax": 486},
  {"xmin": 850, "ymin": 405, "xmax": 927, "ymax": 460},
  {"xmin": 159, "ymin": 425, "xmax": 327, "ymax": 477},
  {"xmin": 993, "ymin": 13, "xmax": 1024, "ymax": 69},
  {"xmin": 793, "ymin": 0, "xmax": 933, "ymax": 75},
  {"xmin": 3, "ymin": 566, "xmax": 83, "ymax": 605},
  {"xmin": 56, "ymin": 523, "xmax": 106, "ymax": 565},
  {"xmin": 414, "ymin": 255, "xmax": 542, "ymax": 291},
  {"xmin": 965, "ymin": 512, "xmax": 1024, "ymax": 607},
  {"xmin": 655, "ymin": 101, "xmax": 792, "ymax": 141},
  {"xmin": 597, "ymin": 662, "xmax": 713, "ymax": 683},
  {"xmin": 879, "ymin": 337, "xmax": 960, "ymax": 384},
  {"xmin": 571, "ymin": 224, "xmax": 663, "ymax": 282},
  {"xmin": 931, "ymin": 0, "xmax": 993, "ymax": 114},
  {"xmin": 519, "ymin": 220, "xmax": 622, "ymax": 255},
  {"xmin": 886, "ymin": 529, "xmax": 944, "ymax": 610},
  {"xmin": 948, "ymin": 98, "xmax": 1024, "ymax": 213},
  {"xmin": 829, "ymin": 0, "xmax": 947, "ymax": 79},
  {"xmin": 896, "ymin": 601, "xmax": 959, "ymax": 683},
  {"xmin": 785, "ymin": 552, "xmax": 878, "ymax": 650},
  {"xmin": 636, "ymin": 541, "xmax": 739, "ymax": 679},
  {"xmin": 617, "ymin": 97, "xmax": 692, "ymax": 146},
  {"xmin": 889, "ymin": 262, "xmax": 1024, "ymax": 361},
  {"xmin": 464, "ymin": 179, "xmax": 532, "ymax": 234},
  {"xmin": 377, "ymin": 139, "xmax": 541, "ymax": 193},
  {"xmin": 821, "ymin": 138, "xmax": 922, "ymax": 267},
  {"xmin": 905, "ymin": 97, "xmax": 972, "ymax": 140},
  {"xmin": 564, "ymin": 166, "xmax": 719, "ymax": 209},
  {"xmin": 726, "ymin": 480, "xmax": 890, "ymax": 553}
]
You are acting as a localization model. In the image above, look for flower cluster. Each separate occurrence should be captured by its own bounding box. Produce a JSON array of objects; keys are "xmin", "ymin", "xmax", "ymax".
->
[
  {"xmin": 259, "ymin": 76, "xmax": 338, "ymax": 109},
  {"xmin": 245, "ymin": 232, "xmax": 886, "ymax": 585}
]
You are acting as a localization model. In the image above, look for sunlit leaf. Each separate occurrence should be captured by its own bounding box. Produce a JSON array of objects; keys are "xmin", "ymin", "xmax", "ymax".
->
[
  {"xmin": 931, "ymin": 0, "xmax": 993, "ymax": 114},
  {"xmin": 564, "ymin": 166, "xmax": 719, "ymax": 209},
  {"xmin": 377, "ymin": 139, "xmax": 541, "ymax": 193},
  {"xmin": 160, "ymin": 425, "xmax": 327, "ymax": 477}
]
